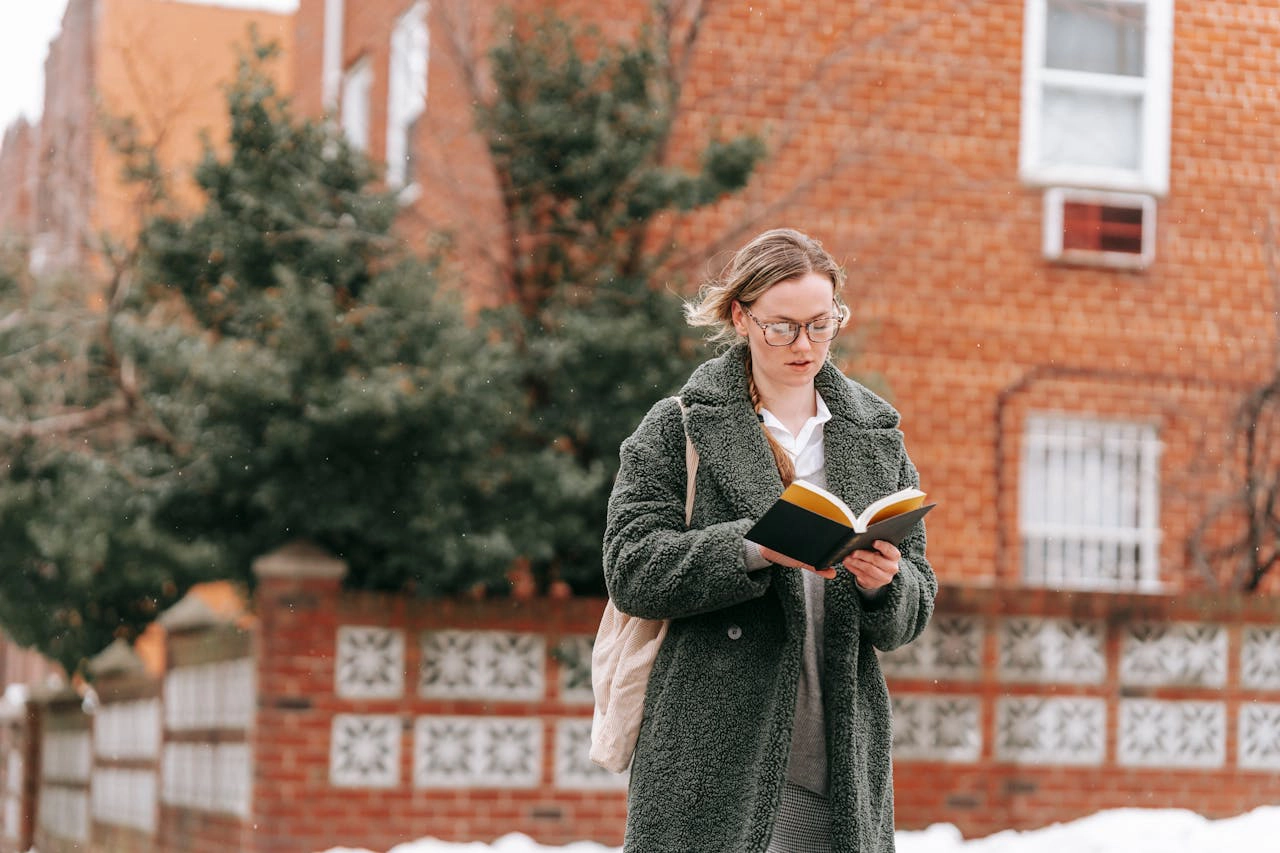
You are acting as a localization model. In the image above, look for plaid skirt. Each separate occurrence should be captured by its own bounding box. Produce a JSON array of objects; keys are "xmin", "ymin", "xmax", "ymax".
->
[{"xmin": 765, "ymin": 781, "xmax": 833, "ymax": 853}]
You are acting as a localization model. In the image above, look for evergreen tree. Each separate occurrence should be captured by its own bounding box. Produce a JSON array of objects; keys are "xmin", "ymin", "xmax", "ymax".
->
[
  {"xmin": 473, "ymin": 7, "xmax": 765, "ymax": 592},
  {"xmin": 0, "ymin": 44, "xmax": 517, "ymax": 672}
]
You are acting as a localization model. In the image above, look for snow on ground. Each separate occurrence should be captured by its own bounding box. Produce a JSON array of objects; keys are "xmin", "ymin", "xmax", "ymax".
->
[{"xmin": 320, "ymin": 805, "xmax": 1280, "ymax": 853}]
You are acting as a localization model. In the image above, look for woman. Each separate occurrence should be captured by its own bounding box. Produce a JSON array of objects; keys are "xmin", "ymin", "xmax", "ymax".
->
[{"xmin": 602, "ymin": 228, "xmax": 936, "ymax": 852}]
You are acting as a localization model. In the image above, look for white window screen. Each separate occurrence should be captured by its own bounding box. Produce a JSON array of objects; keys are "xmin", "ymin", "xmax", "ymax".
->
[
  {"xmin": 1020, "ymin": 414, "xmax": 1161, "ymax": 590},
  {"xmin": 1019, "ymin": 0, "xmax": 1173, "ymax": 194},
  {"xmin": 341, "ymin": 59, "xmax": 373, "ymax": 152},
  {"xmin": 386, "ymin": 2, "xmax": 429, "ymax": 188}
]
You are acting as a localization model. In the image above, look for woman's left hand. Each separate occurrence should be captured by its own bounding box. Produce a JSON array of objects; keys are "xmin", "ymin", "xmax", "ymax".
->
[{"xmin": 840, "ymin": 540, "xmax": 900, "ymax": 591}]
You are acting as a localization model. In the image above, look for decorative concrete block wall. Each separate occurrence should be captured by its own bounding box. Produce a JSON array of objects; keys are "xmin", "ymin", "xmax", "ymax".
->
[
  {"xmin": 883, "ymin": 586, "xmax": 1280, "ymax": 837},
  {"xmin": 5, "ymin": 545, "xmax": 1280, "ymax": 851},
  {"xmin": 246, "ymin": 548, "xmax": 1280, "ymax": 848},
  {"xmin": 250, "ymin": 543, "xmax": 627, "ymax": 853}
]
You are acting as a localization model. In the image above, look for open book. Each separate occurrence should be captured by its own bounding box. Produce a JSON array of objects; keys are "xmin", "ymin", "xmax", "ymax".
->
[{"xmin": 745, "ymin": 481, "xmax": 934, "ymax": 569}]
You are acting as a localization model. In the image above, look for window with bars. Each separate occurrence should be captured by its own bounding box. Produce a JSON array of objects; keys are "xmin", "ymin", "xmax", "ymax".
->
[
  {"xmin": 1019, "ymin": 0, "xmax": 1173, "ymax": 194},
  {"xmin": 386, "ymin": 1, "xmax": 429, "ymax": 190},
  {"xmin": 1019, "ymin": 414, "xmax": 1162, "ymax": 590}
]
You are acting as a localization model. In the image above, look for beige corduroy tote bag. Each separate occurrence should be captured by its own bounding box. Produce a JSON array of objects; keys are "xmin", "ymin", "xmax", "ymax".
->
[{"xmin": 589, "ymin": 398, "xmax": 696, "ymax": 773}]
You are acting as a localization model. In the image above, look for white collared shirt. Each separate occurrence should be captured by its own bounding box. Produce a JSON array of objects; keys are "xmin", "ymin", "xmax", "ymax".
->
[
  {"xmin": 758, "ymin": 393, "xmax": 833, "ymax": 489},
  {"xmin": 743, "ymin": 393, "xmax": 833, "ymax": 571}
]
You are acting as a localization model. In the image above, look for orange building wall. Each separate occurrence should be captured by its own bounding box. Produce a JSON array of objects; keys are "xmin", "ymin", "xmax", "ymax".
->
[
  {"xmin": 92, "ymin": 0, "xmax": 296, "ymax": 250},
  {"xmin": 27, "ymin": 0, "xmax": 294, "ymax": 282},
  {"xmin": 294, "ymin": 0, "xmax": 1280, "ymax": 596}
]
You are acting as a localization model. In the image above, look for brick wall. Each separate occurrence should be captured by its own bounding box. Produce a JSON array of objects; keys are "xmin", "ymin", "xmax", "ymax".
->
[
  {"xmin": 250, "ymin": 543, "xmax": 628, "ymax": 852},
  {"xmin": 239, "ymin": 547, "xmax": 1280, "ymax": 848},
  {"xmin": 291, "ymin": 0, "xmax": 1280, "ymax": 598}
]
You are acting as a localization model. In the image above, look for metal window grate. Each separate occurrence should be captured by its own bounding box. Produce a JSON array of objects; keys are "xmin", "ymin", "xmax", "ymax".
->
[{"xmin": 1020, "ymin": 414, "xmax": 1162, "ymax": 590}]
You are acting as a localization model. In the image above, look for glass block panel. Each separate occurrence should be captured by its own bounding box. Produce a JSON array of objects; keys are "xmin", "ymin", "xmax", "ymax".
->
[
  {"xmin": 1120, "ymin": 623, "xmax": 1227, "ymax": 687},
  {"xmin": 879, "ymin": 616, "xmax": 982, "ymax": 680},
  {"xmin": 1118, "ymin": 700, "xmax": 1225, "ymax": 768},
  {"xmin": 1242, "ymin": 627, "xmax": 1280, "ymax": 689},
  {"xmin": 998, "ymin": 618, "xmax": 1106, "ymax": 684},
  {"xmin": 215, "ymin": 743, "xmax": 252, "ymax": 816},
  {"xmin": 1239, "ymin": 703, "xmax": 1280, "ymax": 771},
  {"xmin": 553, "ymin": 718, "xmax": 628, "ymax": 790},
  {"xmin": 4, "ymin": 795, "xmax": 16, "ymax": 840},
  {"xmin": 336, "ymin": 626, "xmax": 405, "ymax": 699},
  {"xmin": 996, "ymin": 696, "xmax": 1106, "ymax": 765},
  {"xmin": 556, "ymin": 636, "xmax": 595, "ymax": 704},
  {"xmin": 419, "ymin": 630, "xmax": 545, "ymax": 700},
  {"xmin": 414, "ymin": 716, "xmax": 541, "ymax": 789},
  {"xmin": 890, "ymin": 694, "xmax": 981, "ymax": 762},
  {"xmin": 330, "ymin": 714, "xmax": 401, "ymax": 788}
]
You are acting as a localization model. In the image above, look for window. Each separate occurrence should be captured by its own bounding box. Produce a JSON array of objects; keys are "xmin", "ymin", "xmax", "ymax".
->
[
  {"xmin": 341, "ymin": 59, "xmax": 372, "ymax": 152},
  {"xmin": 1019, "ymin": 0, "xmax": 1173, "ymax": 194},
  {"xmin": 386, "ymin": 2, "xmax": 429, "ymax": 190},
  {"xmin": 1020, "ymin": 414, "xmax": 1162, "ymax": 590}
]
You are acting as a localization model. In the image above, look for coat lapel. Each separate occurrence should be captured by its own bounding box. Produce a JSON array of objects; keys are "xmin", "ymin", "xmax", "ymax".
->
[{"xmin": 679, "ymin": 344, "xmax": 783, "ymax": 522}]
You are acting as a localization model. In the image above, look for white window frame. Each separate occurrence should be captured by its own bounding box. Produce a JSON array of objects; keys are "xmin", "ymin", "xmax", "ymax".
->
[
  {"xmin": 386, "ymin": 1, "xmax": 429, "ymax": 194},
  {"xmin": 341, "ymin": 58, "xmax": 373, "ymax": 152},
  {"xmin": 1019, "ymin": 413, "xmax": 1162, "ymax": 591},
  {"xmin": 1019, "ymin": 0, "xmax": 1174, "ymax": 195},
  {"xmin": 321, "ymin": 0, "xmax": 347, "ymax": 112}
]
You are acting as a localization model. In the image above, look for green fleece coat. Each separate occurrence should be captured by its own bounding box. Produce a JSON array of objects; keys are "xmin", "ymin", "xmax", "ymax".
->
[{"xmin": 603, "ymin": 343, "xmax": 936, "ymax": 853}]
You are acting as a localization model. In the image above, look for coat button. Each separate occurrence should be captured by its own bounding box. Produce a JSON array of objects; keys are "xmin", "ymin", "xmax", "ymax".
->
[{"xmin": 727, "ymin": 625, "xmax": 742, "ymax": 640}]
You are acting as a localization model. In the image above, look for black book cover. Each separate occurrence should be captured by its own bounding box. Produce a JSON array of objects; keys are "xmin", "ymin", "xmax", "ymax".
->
[{"xmin": 745, "ymin": 502, "xmax": 934, "ymax": 568}]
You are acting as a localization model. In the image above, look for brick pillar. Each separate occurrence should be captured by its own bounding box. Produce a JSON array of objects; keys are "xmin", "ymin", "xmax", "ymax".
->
[{"xmin": 250, "ymin": 541, "xmax": 347, "ymax": 853}]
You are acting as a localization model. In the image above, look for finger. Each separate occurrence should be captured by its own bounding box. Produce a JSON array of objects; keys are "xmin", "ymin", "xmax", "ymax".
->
[
  {"xmin": 812, "ymin": 566, "xmax": 838, "ymax": 580},
  {"xmin": 873, "ymin": 540, "xmax": 901, "ymax": 561}
]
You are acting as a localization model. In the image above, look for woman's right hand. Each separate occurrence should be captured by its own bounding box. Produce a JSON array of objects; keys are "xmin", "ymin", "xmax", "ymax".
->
[{"xmin": 758, "ymin": 546, "xmax": 838, "ymax": 580}]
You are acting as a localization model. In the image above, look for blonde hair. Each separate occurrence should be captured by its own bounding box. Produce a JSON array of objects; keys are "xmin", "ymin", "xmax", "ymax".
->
[{"xmin": 684, "ymin": 228, "xmax": 847, "ymax": 486}]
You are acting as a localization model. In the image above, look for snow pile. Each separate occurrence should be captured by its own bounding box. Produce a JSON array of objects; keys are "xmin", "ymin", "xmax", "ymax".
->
[{"xmin": 320, "ymin": 805, "xmax": 1280, "ymax": 853}]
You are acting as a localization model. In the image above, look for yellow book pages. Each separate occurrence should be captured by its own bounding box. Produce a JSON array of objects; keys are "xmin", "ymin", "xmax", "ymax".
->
[
  {"xmin": 780, "ymin": 480, "xmax": 855, "ymax": 527},
  {"xmin": 863, "ymin": 492, "xmax": 927, "ymax": 526}
]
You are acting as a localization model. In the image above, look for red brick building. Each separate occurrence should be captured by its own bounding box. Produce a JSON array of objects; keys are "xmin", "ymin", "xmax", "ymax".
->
[
  {"xmin": 3, "ymin": 1, "xmax": 1280, "ymax": 850},
  {"xmin": 276, "ymin": 0, "xmax": 1280, "ymax": 845},
  {"xmin": 294, "ymin": 0, "xmax": 1280, "ymax": 597}
]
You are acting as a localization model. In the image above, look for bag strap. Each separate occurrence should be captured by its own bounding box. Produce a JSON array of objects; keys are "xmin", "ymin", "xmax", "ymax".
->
[{"xmin": 672, "ymin": 397, "xmax": 697, "ymax": 526}]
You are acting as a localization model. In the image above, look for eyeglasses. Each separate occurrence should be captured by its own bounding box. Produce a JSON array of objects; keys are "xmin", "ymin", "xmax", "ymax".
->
[{"xmin": 739, "ymin": 303, "xmax": 845, "ymax": 347}]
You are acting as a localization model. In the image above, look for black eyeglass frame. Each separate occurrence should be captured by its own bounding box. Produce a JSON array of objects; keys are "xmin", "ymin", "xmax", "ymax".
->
[{"xmin": 738, "ymin": 302, "xmax": 848, "ymax": 347}]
